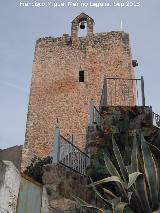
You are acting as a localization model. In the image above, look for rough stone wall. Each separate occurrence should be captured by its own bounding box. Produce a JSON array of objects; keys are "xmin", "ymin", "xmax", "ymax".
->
[
  {"xmin": 101, "ymin": 106, "xmax": 153, "ymax": 131},
  {"xmin": 86, "ymin": 106, "xmax": 153, "ymax": 156},
  {"xmin": 42, "ymin": 163, "xmax": 97, "ymax": 213},
  {"xmin": 41, "ymin": 186, "xmax": 49, "ymax": 213},
  {"xmin": 0, "ymin": 145, "xmax": 22, "ymax": 171},
  {"xmin": 21, "ymin": 13, "xmax": 135, "ymax": 170},
  {"xmin": 0, "ymin": 161, "xmax": 21, "ymax": 213},
  {"xmin": 71, "ymin": 12, "xmax": 94, "ymax": 37}
]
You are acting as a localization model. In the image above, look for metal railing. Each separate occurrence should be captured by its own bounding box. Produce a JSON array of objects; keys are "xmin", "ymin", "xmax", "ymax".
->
[
  {"xmin": 100, "ymin": 76, "xmax": 145, "ymax": 107},
  {"xmin": 52, "ymin": 126, "xmax": 90, "ymax": 175},
  {"xmin": 93, "ymin": 106, "xmax": 104, "ymax": 127},
  {"xmin": 89, "ymin": 98, "xmax": 104, "ymax": 127},
  {"xmin": 152, "ymin": 112, "xmax": 160, "ymax": 128}
]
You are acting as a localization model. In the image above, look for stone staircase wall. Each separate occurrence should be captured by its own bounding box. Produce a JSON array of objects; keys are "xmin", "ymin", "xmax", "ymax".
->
[{"xmin": 42, "ymin": 163, "xmax": 98, "ymax": 213}]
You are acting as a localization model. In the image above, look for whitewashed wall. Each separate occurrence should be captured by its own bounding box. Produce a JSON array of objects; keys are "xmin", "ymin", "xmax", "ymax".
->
[{"xmin": 0, "ymin": 160, "xmax": 21, "ymax": 213}]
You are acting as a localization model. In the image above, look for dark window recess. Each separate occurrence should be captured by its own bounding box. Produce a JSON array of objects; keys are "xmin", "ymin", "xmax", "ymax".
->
[{"xmin": 79, "ymin": 70, "xmax": 84, "ymax": 82}]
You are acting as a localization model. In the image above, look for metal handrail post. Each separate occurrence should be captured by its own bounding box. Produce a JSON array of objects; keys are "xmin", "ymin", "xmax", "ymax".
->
[
  {"xmin": 103, "ymin": 77, "xmax": 107, "ymax": 106},
  {"xmin": 141, "ymin": 76, "xmax": 145, "ymax": 106},
  {"xmin": 89, "ymin": 97, "xmax": 94, "ymax": 126},
  {"xmin": 52, "ymin": 125, "xmax": 61, "ymax": 163}
]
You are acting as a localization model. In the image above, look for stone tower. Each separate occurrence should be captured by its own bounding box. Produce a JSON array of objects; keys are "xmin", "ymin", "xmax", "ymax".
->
[{"xmin": 21, "ymin": 13, "xmax": 135, "ymax": 170}]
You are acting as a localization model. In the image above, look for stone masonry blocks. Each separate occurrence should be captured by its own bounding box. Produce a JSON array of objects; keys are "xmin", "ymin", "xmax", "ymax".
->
[{"xmin": 21, "ymin": 13, "xmax": 135, "ymax": 171}]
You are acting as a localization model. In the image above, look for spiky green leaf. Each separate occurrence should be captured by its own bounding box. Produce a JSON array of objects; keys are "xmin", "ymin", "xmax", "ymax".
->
[
  {"xmin": 104, "ymin": 153, "xmax": 121, "ymax": 179},
  {"xmin": 93, "ymin": 176, "xmax": 128, "ymax": 199},
  {"xmin": 89, "ymin": 178, "xmax": 112, "ymax": 206},
  {"xmin": 74, "ymin": 196, "xmax": 110, "ymax": 213},
  {"xmin": 127, "ymin": 172, "xmax": 142, "ymax": 189},
  {"xmin": 103, "ymin": 188, "xmax": 117, "ymax": 199},
  {"xmin": 126, "ymin": 165, "xmax": 132, "ymax": 175},
  {"xmin": 131, "ymin": 134, "xmax": 139, "ymax": 173},
  {"xmin": 112, "ymin": 197, "xmax": 121, "ymax": 213},
  {"xmin": 135, "ymin": 167, "xmax": 152, "ymax": 213},
  {"xmin": 141, "ymin": 134, "xmax": 159, "ymax": 210},
  {"xmin": 127, "ymin": 192, "xmax": 133, "ymax": 205},
  {"xmin": 94, "ymin": 176, "xmax": 126, "ymax": 188},
  {"xmin": 115, "ymin": 202, "xmax": 134, "ymax": 213},
  {"xmin": 147, "ymin": 142, "xmax": 160, "ymax": 192},
  {"xmin": 112, "ymin": 136, "xmax": 128, "ymax": 182}
]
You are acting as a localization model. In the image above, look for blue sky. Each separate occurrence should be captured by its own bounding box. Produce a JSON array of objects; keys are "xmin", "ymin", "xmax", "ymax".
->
[{"xmin": 0, "ymin": 0, "xmax": 160, "ymax": 148}]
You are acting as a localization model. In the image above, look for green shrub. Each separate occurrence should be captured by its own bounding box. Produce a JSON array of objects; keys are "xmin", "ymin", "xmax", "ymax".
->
[
  {"xmin": 24, "ymin": 156, "xmax": 52, "ymax": 183},
  {"xmin": 76, "ymin": 134, "xmax": 160, "ymax": 213}
]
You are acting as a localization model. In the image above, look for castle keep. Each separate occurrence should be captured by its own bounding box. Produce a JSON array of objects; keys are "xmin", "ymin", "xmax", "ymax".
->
[{"xmin": 21, "ymin": 13, "xmax": 136, "ymax": 170}]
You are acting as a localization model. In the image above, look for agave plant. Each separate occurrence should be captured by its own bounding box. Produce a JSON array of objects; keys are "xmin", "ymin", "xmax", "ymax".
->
[{"xmin": 76, "ymin": 133, "xmax": 160, "ymax": 213}]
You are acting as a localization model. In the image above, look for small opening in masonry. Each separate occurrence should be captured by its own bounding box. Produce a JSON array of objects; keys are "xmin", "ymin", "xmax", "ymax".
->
[
  {"xmin": 79, "ymin": 70, "xmax": 84, "ymax": 82},
  {"xmin": 78, "ymin": 22, "xmax": 87, "ymax": 37}
]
